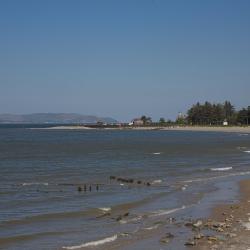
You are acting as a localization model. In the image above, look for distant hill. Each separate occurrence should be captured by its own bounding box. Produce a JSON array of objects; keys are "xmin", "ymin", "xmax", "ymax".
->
[{"xmin": 0, "ymin": 113, "xmax": 118, "ymax": 124}]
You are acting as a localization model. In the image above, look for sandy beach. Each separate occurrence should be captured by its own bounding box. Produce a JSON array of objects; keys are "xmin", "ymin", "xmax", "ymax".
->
[{"xmin": 39, "ymin": 125, "xmax": 250, "ymax": 134}]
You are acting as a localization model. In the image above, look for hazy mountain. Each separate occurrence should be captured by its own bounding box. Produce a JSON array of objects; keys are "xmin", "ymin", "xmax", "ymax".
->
[{"xmin": 0, "ymin": 113, "xmax": 118, "ymax": 124}]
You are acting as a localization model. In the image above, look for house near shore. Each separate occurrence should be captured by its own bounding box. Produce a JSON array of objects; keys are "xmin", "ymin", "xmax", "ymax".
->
[
  {"xmin": 223, "ymin": 120, "xmax": 228, "ymax": 126},
  {"xmin": 129, "ymin": 118, "xmax": 144, "ymax": 126}
]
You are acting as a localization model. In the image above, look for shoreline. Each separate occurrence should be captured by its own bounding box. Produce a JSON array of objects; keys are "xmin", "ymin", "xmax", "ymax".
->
[
  {"xmin": 192, "ymin": 179, "xmax": 250, "ymax": 249},
  {"xmin": 35, "ymin": 125, "xmax": 250, "ymax": 133}
]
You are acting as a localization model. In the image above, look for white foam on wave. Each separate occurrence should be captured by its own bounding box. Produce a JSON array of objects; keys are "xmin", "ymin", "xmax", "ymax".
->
[
  {"xmin": 151, "ymin": 179, "xmax": 162, "ymax": 184},
  {"xmin": 119, "ymin": 215, "xmax": 142, "ymax": 224},
  {"xmin": 143, "ymin": 224, "xmax": 160, "ymax": 230},
  {"xmin": 244, "ymin": 150, "xmax": 250, "ymax": 153},
  {"xmin": 210, "ymin": 167, "xmax": 233, "ymax": 171},
  {"xmin": 152, "ymin": 152, "xmax": 161, "ymax": 155},
  {"xmin": 22, "ymin": 182, "xmax": 49, "ymax": 186},
  {"xmin": 98, "ymin": 207, "xmax": 111, "ymax": 212},
  {"xmin": 150, "ymin": 205, "xmax": 186, "ymax": 217},
  {"xmin": 62, "ymin": 234, "xmax": 118, "ymax": 249},
  {"xmin": 184, "ymin": 171, "xmax": 250, "ymax": 183}
]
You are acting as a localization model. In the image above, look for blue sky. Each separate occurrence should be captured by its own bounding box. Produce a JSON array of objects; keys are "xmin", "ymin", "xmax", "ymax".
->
[{"xmin": 0, "ymin": 0, "xmax": 249, "ymax": 121}]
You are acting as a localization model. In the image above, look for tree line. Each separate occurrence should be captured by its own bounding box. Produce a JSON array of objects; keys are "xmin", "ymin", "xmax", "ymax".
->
[
  {"xmin": 139, "ymin": 101, "xmax": 250, "ymax": 126},
  {"xmin": 185, "ymin": 101, "xmax": 249, "ymax": 126}
]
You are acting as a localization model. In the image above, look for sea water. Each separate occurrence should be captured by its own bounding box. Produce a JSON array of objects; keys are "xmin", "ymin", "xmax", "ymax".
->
[{"xmin": 0, "ymin": 126, "xmax": 250, "ymax": 249}]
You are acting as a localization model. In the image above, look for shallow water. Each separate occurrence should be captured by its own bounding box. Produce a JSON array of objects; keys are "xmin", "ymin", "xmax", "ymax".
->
[{"xmin": 0, "ymin": 127, "xmax": 250, "ymax": 249}]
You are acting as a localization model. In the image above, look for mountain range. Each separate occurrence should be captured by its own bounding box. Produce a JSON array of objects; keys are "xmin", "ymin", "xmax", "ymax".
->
[{"xmin": 0, "ymin": 113, "xmax": 118, "ymax": 124}]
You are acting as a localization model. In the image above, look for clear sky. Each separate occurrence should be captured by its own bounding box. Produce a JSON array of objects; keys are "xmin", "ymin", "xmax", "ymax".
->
[{"xmin": 0, "ymin": 0, "xmax": 249, "ymax": 121}]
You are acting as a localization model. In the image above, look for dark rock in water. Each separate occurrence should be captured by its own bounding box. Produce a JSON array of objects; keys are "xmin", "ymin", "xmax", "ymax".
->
[
  {"xmin": 116, "ymin": 212, "xmax": 129, "ymax": 221},
  {"xmin": 128, "ymin": 179, "xmax": 134, "ymax": 183},
  {"xmin": 110, "ymin": 176, "xmax": 116, "ymax": 180},
  {"xmin": 89, "ymin": 185, "xmax": 92, "ymax": 192},
  {"xmin": 185, "ymin": 240, "xmax": 196, "ymax": 246},
  {"xmin": 96, "ymin": 184, "xmax": 99, "ymax": 191},
  {"xmin": 146, "ymin": 182, "xmax": 151, "ymax": 186},
  {"xmin": 78, "ymin": 186, "xmax": 82, "ymax": 192},
  {"xmin": 137, "ymin": 180, "xmax": 142, "ymax": 184},
  {"xmin": 160, "ymin": 233, "xmax": 174, "ymax": 244},
  {"xmin": 185, "ymin": 221, "xmax": 194, "ymax": 227}
]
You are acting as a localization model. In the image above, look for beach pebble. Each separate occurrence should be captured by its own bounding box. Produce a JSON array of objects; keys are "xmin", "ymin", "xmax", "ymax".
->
[
  {"xmin": 194, "ymin": 233, "xmax": 204, "ymax": 240},
  {"xmin": 207, "ymin": 236, "xmax": 218, "ymax": 242},
  {"xmin": 193, "ymin": 220, "xmax": 203, "ymax": 227},
  {"xmin": 226, "ymin": 233, "xmax": 237, "ymax": 238},
  {"xmin": 216, "ymin": 227, "xmax": 224, "ymax": 232}
]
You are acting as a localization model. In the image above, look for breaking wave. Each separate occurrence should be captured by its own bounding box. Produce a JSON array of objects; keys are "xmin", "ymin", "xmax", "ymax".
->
[
  {"xmin": 210, "ymin": 167, "xmax": 232, "ymax": 171},
  {"xmin": 62, "ymin": 234, "xmax": 118, "ymax": 249}
]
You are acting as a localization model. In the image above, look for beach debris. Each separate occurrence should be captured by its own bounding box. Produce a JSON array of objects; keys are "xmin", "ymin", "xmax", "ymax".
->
[{"xmin": 160, "ymin": 233, "xmax": 174, "ymax": 244}]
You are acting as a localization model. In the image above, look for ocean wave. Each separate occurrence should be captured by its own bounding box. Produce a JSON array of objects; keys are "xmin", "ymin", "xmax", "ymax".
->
[
  {"xmin": 143, "ymin": 224, "xmax": 160, "ymax": 230},
  {"xmin": 184, "ymin": 171, "xmax": 250, "ymax": 183},
  {"xmin": 119, "ymin": 215, "xmax": 142, "ymax": 224},
  {"xmin": 151, "ymin": 179, "xmax": 162, "ymax": 184},
  {"xmin": 98, "ymin": 207, "xmax": 111, "ymax": 212},
  {"xmin": 210, "ymin": 167, "xmax": 233, "ymax": 171},
  {"xmin": 62, "ymin": 234, "xmax": 118, "ymax": 249},
  {"xmin": 244, "ymin": 150, "xmax": 250, "ymax": 153},
  {"xmin": 21, "ymin": 182, "xmax": 49, "ymax": 186},
  {"xmin": 150, "ymin": 205, "xmax": 186, "ymax": 217}
]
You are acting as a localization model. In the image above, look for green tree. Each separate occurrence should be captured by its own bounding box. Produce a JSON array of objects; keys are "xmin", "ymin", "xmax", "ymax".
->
[
  {"xmin": 159, "ymin": 117, "xmax": 165, "ymax": 125},
  {"xmin": 140, "ymin": 115, "xmax": 152, "ymax": 125}
]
